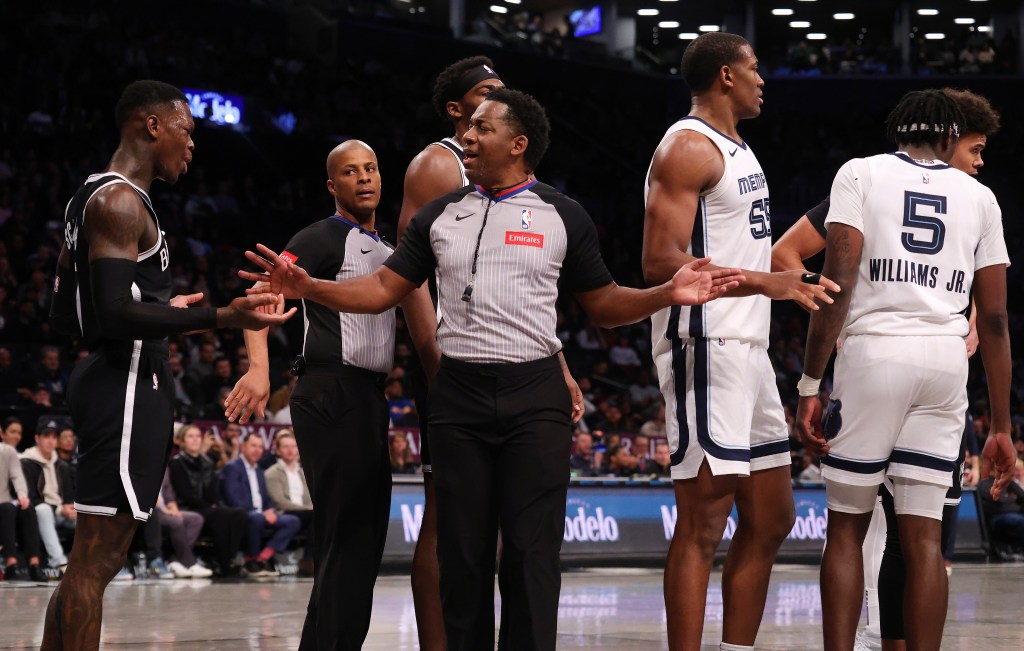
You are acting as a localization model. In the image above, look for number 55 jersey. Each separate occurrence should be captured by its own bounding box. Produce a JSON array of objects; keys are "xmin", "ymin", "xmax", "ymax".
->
[{"xmin": 825, "ymin": 152, "xmax": 1009, "ymax": 338}]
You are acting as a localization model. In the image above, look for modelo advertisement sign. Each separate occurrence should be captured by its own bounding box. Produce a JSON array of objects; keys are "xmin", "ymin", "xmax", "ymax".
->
[{"xmin": 383, "ymin": 482, "xmax": 984, "ymax": 564}]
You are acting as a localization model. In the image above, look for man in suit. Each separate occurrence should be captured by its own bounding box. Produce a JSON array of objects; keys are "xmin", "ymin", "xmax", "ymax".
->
[{"xmin": 220, "ymin": 432, "xmax": 301, "ymax": 577}]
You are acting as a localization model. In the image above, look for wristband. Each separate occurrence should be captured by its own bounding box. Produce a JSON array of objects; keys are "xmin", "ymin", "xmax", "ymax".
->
[{"xmin": 797, "ymin": 373, "xmax": 821, "ymax": 397}]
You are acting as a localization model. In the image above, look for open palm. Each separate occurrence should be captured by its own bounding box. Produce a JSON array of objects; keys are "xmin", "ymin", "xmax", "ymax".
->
[{"xmin": 669, "ymin": 257, "xmax": 744, "ymax": 306}]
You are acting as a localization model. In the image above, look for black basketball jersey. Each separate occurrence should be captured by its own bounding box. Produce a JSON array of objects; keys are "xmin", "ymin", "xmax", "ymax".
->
[{"xmin": 52, "ymin": 172, "xmax": 172, "ymax": 346}]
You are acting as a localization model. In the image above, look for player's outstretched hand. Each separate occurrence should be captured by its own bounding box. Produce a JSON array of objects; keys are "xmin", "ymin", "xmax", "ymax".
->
[
  {"xmin": 169, "ymin": 292, "xmax": 205, "ymax": 309},
  {"xmin": 766, "ymin": 269, "xmax": 840, "ymax": 311},
  {"xmin": 224, "ymin": 370, "xmax": 270, "ymax": 424},
  {"xmin": 238, "ymin": 244, "xmax": 314, "ymax": 300},
  {"xmin": 219, "ymin": 294, "xmax": 297, "ymax": 330},
  {"xmin": 669, "ymin": 257, "xmax": 744, "ymax": 306},
  {"xmin": 795, "ymin": 394, "xmax": 828, "ymax": 456},
  {"xmin": 982, "ymin": 432, "xmax": 1015, "ymax": 500}
]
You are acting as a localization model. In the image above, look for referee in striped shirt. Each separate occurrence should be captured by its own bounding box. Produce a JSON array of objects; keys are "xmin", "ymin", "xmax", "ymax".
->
[
  {"xmin": 227, "ymin": 140, "xmax": 439, "ymax": 650},
  {"xmin": 241, "ymin": 90, "xmax": 743, "ymax": 650}
]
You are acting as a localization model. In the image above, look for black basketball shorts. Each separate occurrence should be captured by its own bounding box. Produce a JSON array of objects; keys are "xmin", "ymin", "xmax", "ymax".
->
[{"xmin": 68, "ymin": 341, "xmax": 174, "ymax": 521}]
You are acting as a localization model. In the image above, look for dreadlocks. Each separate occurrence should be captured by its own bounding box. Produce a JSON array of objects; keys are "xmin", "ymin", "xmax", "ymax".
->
[{"xmin": 885, "ymin": 89, "xmax": 964, "ymax": 148}]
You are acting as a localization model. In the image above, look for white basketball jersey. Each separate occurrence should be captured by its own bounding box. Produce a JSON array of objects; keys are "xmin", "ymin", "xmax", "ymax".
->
[
  {"xmin": 825, "ymin": 152, "xmax": 1009, "ymax": 337},
  {"xmin": 645, "ymin": 117, "xmax": 772, "ymax": 346}
]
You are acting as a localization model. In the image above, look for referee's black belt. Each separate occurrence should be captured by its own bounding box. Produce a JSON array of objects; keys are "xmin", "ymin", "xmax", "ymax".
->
[
  {"xmin": 293, "ymin": 357, "xmax": 388, "ymax": 387},
  {"xmin": 440, "ymin": 353, "xmax": 560, "ymax": 377}
]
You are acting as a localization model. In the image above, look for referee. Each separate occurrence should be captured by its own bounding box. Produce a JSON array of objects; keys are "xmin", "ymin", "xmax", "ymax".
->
[
  {"xmin": 227, "ymin": 140, "xmax": 439, "ymax": 651},
  {"xmin": 241, "ymin": 89, "xmax": 743, "ymax": 650}
]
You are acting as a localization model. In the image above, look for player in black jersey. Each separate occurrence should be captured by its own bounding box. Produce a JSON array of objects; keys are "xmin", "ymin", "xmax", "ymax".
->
[{"xmin": 43, "ymin": 80, "xmax": 293, "ymax": 651}]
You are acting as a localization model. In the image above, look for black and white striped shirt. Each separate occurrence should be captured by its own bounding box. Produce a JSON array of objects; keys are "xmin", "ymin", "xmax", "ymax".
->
[
  {"xmin": 281, "ymin": 216, "xmax": 396, "ymax": 374},
  {"xmin": 385, "ymin": 180, "xmax": 612, "ymax": 364}
]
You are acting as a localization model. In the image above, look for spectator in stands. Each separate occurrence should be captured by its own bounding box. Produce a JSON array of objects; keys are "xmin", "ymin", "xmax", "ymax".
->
[
  {"xmin": 189, "ymin": 340, "xmax": 218, "ymax": 386},
  {"xmin": 167, "ymin": 424, "xmax": 248, "ymax": 578},
  {"xmin": 32, "ymin": 346, "xmax": 68, "ymax": 407},
  {"xmin": 569, "ymin": 431, "xmax": 597, "ymax": 478},
  {"xmin": 389, "ymin": 431, "xmax": 418, "ymax": 475},
  {"xmin": 0, "ymin": 348, "xmax": 21, "ymax": 405},
  {"xmin": 639, "ymin": 402, "xmax": 666, "ymax": 439},
  {"xmin": 796, "ymin": 450, "xmax": 823, "ymax": 484},
  {"xmin": 209, "ymin": 422, "xmax": 242, "ymax": 470},
  {"xmin": 219, "ymin": 432, "xmax": 302, "ymax": 577},
  {"xmin": 632, "ymin": 434, "xmax": 651, "ymax": 471},
  {"xmin": 608, "ymin": 334, "xmax": 642, "ymax": 379},
  {"xmin": 265, "ymin": 429, "xmax": 312, "ymax": 518},
  {"xmin": 55, "ymin": 426, "xmax": 77, "ymax": 495},
  {"xmin": 20, "ymin": 421, "xmax": 75, "ymax": 571},
  {"xmin": 168, "ymin": 351, "xmax": 196, "ymax": 416},
  {"xmin": 153, "ymin": 480, "xmax": 211, "ymax": 579},
  {"xmin": 648, "ymin": 442, "xmax": 672, "ymax": 478},
  {"xmin": 628, "ymin": 370, "xmax": 661, "ymax": 409},
  {"xmin": 201, "ymin": 355, "xmax": 236, "ymax": 407},
  {"xmin": 1, "ymin": 434, "xmax": 44, "ymax": 581},
  {"xmin": 386, "ymin": 379, "xmax": 418, "ymax": 427},
  {"xmin": 2, "ymin": 415, "xmax": 23, "ymax": 450},
  {"xmin": 979, "ymin": 466, "xmax": 1024, "ymax": 552},
  {"xmin": 604, "ymin": 444, "xmax": 638, "ymax": 478}
]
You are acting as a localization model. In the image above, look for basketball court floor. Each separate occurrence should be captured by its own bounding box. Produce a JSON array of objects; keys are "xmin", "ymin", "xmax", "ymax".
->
[{"xmin": 2, "ymin": 563, "xmax": 1021, "ymax": 649}]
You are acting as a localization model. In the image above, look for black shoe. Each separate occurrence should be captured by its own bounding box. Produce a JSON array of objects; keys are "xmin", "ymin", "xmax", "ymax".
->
[
  {"xmin": 28, "ymin": 565, "xmax": 46, "ymax": 582},
  {"xmin": 243, "ymin": 560, "xmax": 263, "ymax": 578},
  {"xmin": 3, "ymin": 565, "xmax": 25, "ymax": 581},
  {"xmin": 259, "ymin": 559, "xmax": 280, "ymax": 577}
]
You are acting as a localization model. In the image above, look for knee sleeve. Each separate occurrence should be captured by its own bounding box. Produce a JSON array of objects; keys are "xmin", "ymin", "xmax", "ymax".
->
[
  {"xmin": 891, "ymin": 477, "xmax": 946, "ymax": 520},
  {"xmin": 825, "ymin": 480, "xmax": 878, "ymax": 514}
]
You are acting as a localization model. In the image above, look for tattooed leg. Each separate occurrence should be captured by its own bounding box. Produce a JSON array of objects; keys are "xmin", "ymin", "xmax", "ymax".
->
[{"xmin": 40, "ymin": 513, "xmax": 139, "ymax": 651}]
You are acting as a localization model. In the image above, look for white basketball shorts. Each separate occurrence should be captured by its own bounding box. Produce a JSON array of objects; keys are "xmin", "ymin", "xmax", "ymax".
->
[{"xmin": 653, "ymin": 336, "xmax": 790, "ymax": 480}]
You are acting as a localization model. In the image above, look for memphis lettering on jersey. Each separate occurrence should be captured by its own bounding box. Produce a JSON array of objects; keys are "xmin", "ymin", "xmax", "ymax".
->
[
  {"xmin": 737, "ymin": 172, "xmax": 767, "ymax": 196},
  {"xmin": 868, "ymin": 258, "xmax": 968, "ymax": 294}
]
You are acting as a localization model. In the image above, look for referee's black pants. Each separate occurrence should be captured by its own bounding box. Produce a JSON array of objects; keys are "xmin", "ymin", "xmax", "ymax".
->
[
  {"xmin": 430, "ymin": 355, "xmax": 572, "ymax": 651},
  {"xmin": 290, "ymin": 365, "xmax": 391, "ymax": 651}
]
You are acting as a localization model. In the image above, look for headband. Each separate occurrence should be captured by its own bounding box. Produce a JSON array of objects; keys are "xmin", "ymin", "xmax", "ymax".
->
[{"xmin": 449, "ymin": 64, "xmax": 502, "ymax": 103}]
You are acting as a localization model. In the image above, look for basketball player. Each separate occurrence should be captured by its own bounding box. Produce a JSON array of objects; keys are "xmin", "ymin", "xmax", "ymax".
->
[
  {"xmin": 641, "ymin": 32, "xmax": 838, "ymax": 651},
  {"xmin": 794, "ymin": 89, "xmax": 1015, "ymax": 651},
  {"xmin": 225, "ymin": 140, "xmax": 439, "ymax": 650},
  {"xmin": 397, "ymin": 55, "xmax": 584, "ymax": 649},
  {"xmin": 44, "ymin": 80, "xmax": 293, "ymax": 651},
  {"xmin": 771, "ymin": 88, "xmax": 1001, "ymax": 651}
]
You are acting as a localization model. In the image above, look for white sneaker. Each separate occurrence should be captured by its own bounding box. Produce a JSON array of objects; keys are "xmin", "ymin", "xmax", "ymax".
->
[
  {"xmin": 167, "ymin": 561, "xmax": 192, "ymax": 578},
  {"xmin": 112, "ymin": 566, "xmax": 134, "ymax": 582},
  {"xmin": 188, "ymin": 563, "xmax": 213, "ymax": 578},
  {"xmin": 854, "ymin": 631, "xmax": 882, "ymax": 651}
]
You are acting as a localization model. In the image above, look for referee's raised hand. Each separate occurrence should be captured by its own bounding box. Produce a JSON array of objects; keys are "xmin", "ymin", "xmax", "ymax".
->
[
  {"xmin": 668, "ymin": 257, "xmax": 745, "ymax": 305},
  {"xmin": 240, "ymin": 243, "xmax": 315, "ymax": 300}
]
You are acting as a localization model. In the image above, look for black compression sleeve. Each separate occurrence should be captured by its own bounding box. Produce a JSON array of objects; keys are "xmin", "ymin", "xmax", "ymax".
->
[{"xmin": 91, "ymin": 258, "xmax": 217, "ymax": 339}]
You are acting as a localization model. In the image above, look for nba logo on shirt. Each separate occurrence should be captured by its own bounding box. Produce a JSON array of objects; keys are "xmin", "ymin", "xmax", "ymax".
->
[
  {"xmin": 922, "ymin": 172, "xmax": 931, "ymax": 184},
  {"xmin": 521, "ymin": 209, "xmax": 533, "ymax": 230},
  {"xmin": 152, "ymin": 373, "xmax": 159, "ymax": 390}
]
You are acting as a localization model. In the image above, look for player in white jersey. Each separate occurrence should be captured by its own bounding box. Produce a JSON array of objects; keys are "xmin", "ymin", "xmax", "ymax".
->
[
  {"xmin": 642, "ymin": 32, "xmax": 838, "ymax": 651},
  {"xmin": 795, "ymin": 89, "xmax": 1016, "ymax": 651},
  {"xmin": 772, "ymin": 88, "xmax": 1002, "ymax": 651}
]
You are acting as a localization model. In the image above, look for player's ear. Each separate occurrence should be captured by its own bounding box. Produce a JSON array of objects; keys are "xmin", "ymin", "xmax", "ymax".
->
[
  {"xmin": 447, "ymin": 100, "xmax": 463, "ymax": 121},
  {"xmin": 721, "ymin": 65, "xmax": 734, "ymax": 88},
  {"xmin": 145, "ymin": 114, "xmax": 160, "ymax": 140},
  {"xmin": 326, "ymin": 179, "xmax": 336, "ymax": 197}
]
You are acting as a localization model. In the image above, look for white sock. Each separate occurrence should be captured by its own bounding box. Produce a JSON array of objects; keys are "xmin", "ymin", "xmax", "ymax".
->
[
  {"xmin": 720, "ymin": 644, "xmax": 754, "ymax": 651},
  {"xmin": 865, "ymin": 587, "xmax": 881, "ymax": 638}
]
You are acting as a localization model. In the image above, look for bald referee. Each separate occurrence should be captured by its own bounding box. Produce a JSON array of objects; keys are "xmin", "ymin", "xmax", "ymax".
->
[
  {"xmin": 227, "ymin": 140, "xmax": 438, "ymax": 650},
  {"xmin": 241, "ymin": 89, "xmax": 743, "ymax": 650}
]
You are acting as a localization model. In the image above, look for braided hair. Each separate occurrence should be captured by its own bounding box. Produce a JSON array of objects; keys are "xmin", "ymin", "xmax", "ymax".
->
[{"xmin": 885, "ymin": 89, "xmax": 963, "ymax": 148}]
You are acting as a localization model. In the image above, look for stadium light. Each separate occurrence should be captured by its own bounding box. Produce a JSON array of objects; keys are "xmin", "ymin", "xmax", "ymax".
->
[
  {"xmin": 807, "ymin": 33, "xmax": 827, "ymax": 40},
  {"xmin": 505, "ymin": 0, "xmax": 522, "ymax": 4},
  {"xmin": 790, "ymin": 21, "xmax": 811, "ymax": 28},
  {"xmin": 659, "ymin": 21, "xmax": 680, "ymax": 28},
  {"xmin": 638, "ymin": 9, "xmax": 659, "ymax": 16},
  {"xmin": 833, "ymin": 13, "xmax": 854, "ymax": 20},
  {"xmin": 917, "ymin": 9, "xmax": 939, "ymax": 16},
  {"xmin": 924, "ymin": 33, "xmax": 945, "ymax": 40},
  {"xmin": 489, "ymin": 5, "xmax": 507, "ymax": 14},
  {"xmin": 699, "ymin": 25, "xmax": 721, "ymax": 32},
  {"xmin": 679, "ymin": 32, "xmax": 699, "ymax": 39},
  {"xmin": 977, "ymin": 25, "xmax": 991, "ymax": 32},
  {"xmin": 954, "ymin": 18, "xmax": 976, "ymax": 24},
  {"xmin": 772, "ymin": 9, "xmax": 794, "ymax": 16}
]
